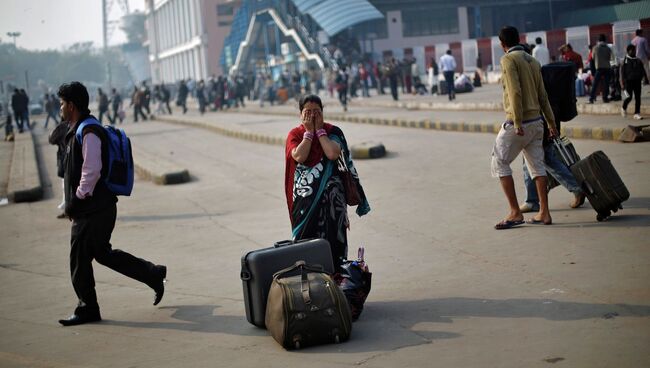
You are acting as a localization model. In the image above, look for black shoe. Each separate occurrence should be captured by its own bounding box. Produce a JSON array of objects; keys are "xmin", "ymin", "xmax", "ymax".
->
[
  {"xmin": 153, "ymin": 265, "xmax": 167, "ymax": 306},
  {"xmin": 59, "ymin": 309, "xmax": 101, "ymax": 326}
]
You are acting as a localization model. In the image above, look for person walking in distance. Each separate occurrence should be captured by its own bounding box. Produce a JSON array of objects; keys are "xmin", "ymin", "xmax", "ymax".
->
[
  {"xmin": 177, "ymin": 79, "xmax": 189, "ymax": 114},
  {"xmin": 96, "ymin": 88, "xmax": 109, "ymax": 124},
  {"xmin": 141, "ymin": 81, "xmax": 151, "ymax": 117},
  {"xmin": 620, "ymin": 44, "xmax": 648, "ymax": 120},
  {"xmin": 11, "ymin": 88, "xmax": 25, "ymax": 133},
  {"xmin": 440, "ymin": 50, "xmax": 457, "ymax": 101},
  {"xmin": 160, "ymin": 83, "xmax": 172, "ymax": 114},
  {"xmin": 336, "ymin": 67, "xmax": 349, "ymax": 112},
  {"xmin": 631, "ymin": 29, "xmax": 650, "ymax": 84},
  {"xmin": 589, "ymin": 34, "xmax": 615, "ymax": 104},
  {"xmin": 130, "ymin": 86, "xmax": 147, "ymax": 122},
  {"xmin": 388, "ymin": 59, "xmax": 399, "ymax": 101},
  {"xmin": 491, "ymin": 26, "xmax": 559, "ymax": 229},
  {"xmin": 56, "ymin": 82, "xmax": 166, "ymax": 326},
  {"xmin": 44, "ymin": 93, "xmax": 60, "ymax": 129},
  {"xmin": 109, "ymin": 88, "xmax": 123, "ymax": 124}
]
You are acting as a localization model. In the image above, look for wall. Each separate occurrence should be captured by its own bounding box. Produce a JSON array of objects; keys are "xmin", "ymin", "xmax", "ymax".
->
[{"xmin": 372, "ymin": 8, "xmax": 469, "ymax": 56}]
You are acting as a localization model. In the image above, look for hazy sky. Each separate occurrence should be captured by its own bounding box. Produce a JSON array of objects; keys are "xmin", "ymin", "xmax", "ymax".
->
[{"xmin": 1, "ymin": 0, "xmax": 145, "ymax": 51}]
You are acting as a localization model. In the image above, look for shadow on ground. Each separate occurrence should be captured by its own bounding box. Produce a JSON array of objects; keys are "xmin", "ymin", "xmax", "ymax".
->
[{"xmin": 102, "ymin": 297, "xmax": 650, "ymax": 353}]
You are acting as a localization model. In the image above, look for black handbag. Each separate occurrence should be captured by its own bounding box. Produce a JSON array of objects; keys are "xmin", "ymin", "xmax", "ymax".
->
[{"xmin": 334, "ymin": 247, "xmax": 372, "ymax": 321}]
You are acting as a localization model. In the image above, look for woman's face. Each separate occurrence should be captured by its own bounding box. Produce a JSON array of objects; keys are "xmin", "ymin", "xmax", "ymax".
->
[{"xmin": 301, "ymin": 101, "xmax": 322, "ymax": 121}]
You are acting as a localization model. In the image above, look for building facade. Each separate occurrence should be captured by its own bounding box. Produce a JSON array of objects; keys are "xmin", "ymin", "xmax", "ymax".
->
[{"xmin": 145, "ymin": 0, "xmax": 240, "ymax": 83}]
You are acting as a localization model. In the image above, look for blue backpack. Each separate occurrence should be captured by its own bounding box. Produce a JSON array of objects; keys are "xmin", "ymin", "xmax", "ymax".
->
[{"xmin": 76, "ymin": 118, "xmax": 134, "ymax": 196}]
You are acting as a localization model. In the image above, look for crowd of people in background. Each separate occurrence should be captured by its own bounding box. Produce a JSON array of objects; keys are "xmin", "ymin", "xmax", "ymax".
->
[{"xmin": 2, "ymin": 28, "xmax": 647, "ymax": 136}]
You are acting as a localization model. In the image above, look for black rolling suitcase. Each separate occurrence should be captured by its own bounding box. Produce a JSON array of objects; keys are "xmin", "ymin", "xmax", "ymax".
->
[
  {"xmin": 240, "ymin": 239, "xmax": 334, "ymax": 328},
  {"xmin": 555, "ymin": 139, "xmax": 630, "ymax": 221}
]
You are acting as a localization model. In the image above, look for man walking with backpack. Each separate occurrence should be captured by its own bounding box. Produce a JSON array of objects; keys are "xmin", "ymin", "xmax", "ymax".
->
[{"xmin": 56, "ymin": 81, "xmax": 167, "ymax": 326}]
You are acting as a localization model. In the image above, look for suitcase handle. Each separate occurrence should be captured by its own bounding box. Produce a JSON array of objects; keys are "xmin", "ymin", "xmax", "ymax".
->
[
  {"xmin": 274, "ymin": 238, "xmax": 318, "ymax": 248},
  {"xmin": 274, "ymin": 240, "xmax": 293, "ymax": 248}
]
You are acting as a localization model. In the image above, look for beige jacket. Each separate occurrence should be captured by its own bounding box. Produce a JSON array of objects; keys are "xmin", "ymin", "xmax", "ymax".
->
[{"xmin": 500, "ymin": 48, "xmax": 556, "ymax": 130}]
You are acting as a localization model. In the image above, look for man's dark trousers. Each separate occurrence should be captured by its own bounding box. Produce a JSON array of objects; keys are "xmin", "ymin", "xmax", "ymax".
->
[
  {"xmin": 70, "ymin": 204, "xmax": 159, "ymax": 309},
  {"xmin": 590, "ymin": 68, "xmax": 611, "ymax": 102},
  {"xmin": 444, "ymin": 71, "xmax": 455, "ymax": 100},
  {"xmin": 14, "ymin": 111, "xmax": 24, "ymax": 132},
  {"xmin": 98, "ymin": 108, "xmax": 108, "ymax": 124}
]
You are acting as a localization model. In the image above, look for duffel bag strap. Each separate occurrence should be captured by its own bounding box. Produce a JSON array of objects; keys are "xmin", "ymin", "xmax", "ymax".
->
[{"xmin": 301, "ymin": 268, "xmax": 311, "ymax": 305}]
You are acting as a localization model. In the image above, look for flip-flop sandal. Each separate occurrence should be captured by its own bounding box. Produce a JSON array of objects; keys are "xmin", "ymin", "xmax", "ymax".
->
[
  {"xmin": 494, "ymin": 219, "xmax": 525, "ymax": 230},
  {"xmin": 526, "ymin": 218, "xmax": 552, "ymax": 225}
]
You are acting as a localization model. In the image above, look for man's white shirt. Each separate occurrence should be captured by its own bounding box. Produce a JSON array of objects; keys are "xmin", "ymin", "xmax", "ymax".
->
[
  {"xmin": 533, "ymin": 45, "xmax": 550, "ymax": 66},
  {"xmin": 439, "ymin": 54, "xmax": 457, "ymax": 72}
]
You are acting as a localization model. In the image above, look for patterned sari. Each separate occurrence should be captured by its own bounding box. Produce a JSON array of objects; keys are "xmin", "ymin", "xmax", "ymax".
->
[{"xmin": 285, "ymin": 123, "xmax": 370, "ymax": 266}]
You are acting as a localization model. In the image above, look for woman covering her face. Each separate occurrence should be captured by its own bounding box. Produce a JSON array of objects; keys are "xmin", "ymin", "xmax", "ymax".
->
[{"xmin": 284, "ymin": 94, "xmax": 370, "ymax": 266}]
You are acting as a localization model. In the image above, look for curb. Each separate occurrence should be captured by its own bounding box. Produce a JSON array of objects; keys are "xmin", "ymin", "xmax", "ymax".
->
[
  {"xmin": 156, "ymin": 116, "xmax": 285, "ymax": 147},
  {"xmin": 7, "ymin": 130, "xmax": 43, "ymax": 202},
  {"xmin": 155, "ymin": 111, "xmax": 624, "ymax": 151},
  {"xmin": 350, "ymin": 141, "xmax": 386, "ymax": 159},
  {"xmin": 226, "ymin": 109, "xmax": 625, "ymax": 142},
  {"xmin": 133, "ymin": 148, "xmax": 191, "ymax": 185},
  {"xmin": 348, "ymin": 99, "xmax": 650, "ymax": 116}
]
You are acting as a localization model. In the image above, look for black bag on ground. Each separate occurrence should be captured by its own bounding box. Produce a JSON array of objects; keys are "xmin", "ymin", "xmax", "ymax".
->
[
  {"xmin": 541, "ymin": 62, "xmax": 577, "ymax": 122},
  {"xmin": 265, "ymin": 261, "xmax": 352, "ymax": 350},
  {"xmin": 240, "ymin": 239, "xmax": 334, "ymax": 328},
  {"xmin": 334, "ymin": 247, "xmax": 372, "ymax": 321},
  {"xmin": 569, "ymin": 151, "xmax": 629, "ymax": 222}
]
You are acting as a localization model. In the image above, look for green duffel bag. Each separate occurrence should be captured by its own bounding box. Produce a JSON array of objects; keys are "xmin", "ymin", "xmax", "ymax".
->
[{"xmin": 265, "ymin": 261, "xmax": 352, "ymax": 350}]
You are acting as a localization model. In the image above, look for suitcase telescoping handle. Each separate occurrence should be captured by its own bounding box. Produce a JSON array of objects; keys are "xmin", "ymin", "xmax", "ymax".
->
[{"xmin": 553, "ymin": 137, "xmax": 577, "ymax": 167}]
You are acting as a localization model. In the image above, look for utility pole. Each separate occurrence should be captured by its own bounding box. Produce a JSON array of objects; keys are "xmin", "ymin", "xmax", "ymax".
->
[
  {"xmin": 102, "ymin": 0, "xmax": 112, "ymax": 87},
  {"xmin": 6, "ymin": 32, "xmax": 21, "ymax": 48}
]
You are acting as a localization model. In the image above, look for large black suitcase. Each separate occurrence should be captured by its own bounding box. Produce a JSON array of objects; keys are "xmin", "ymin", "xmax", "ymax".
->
[
  {"xmin": 569, "ymin": 151, "xmax": 630, "ymax": 221},
  {"xmin": 240, "ymin": 239, "xmax": 334, "ymax": 328}
]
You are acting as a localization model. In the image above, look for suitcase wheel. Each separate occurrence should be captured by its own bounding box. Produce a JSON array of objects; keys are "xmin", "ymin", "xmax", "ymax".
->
[
  {"xmin": 596, "ymin": 211, "xmax": 610, "ymax": 222},
  {"xmin": 294, "ymin": 341, "xmax": 301, "ymax": 350},
  {"xmin": 334, "ymin": 334, "xmax": 340, "ymax": 344}
]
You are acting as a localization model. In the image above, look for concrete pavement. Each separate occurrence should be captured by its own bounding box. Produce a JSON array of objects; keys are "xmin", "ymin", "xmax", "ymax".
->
[{"xmin": 1, "ymin": 109, "xmax": 649, "ymax": 367}]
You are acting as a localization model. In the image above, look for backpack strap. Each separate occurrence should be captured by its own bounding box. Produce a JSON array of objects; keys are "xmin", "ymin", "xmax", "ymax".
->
[{"xmin": 75, "ymin": 118, "xmax": 102, "ymax": 145}]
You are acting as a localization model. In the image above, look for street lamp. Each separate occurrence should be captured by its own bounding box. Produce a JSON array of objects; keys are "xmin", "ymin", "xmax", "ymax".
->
[{"xmin": 6, "ymin": 32, "xmax": 21, "ymax": 48}]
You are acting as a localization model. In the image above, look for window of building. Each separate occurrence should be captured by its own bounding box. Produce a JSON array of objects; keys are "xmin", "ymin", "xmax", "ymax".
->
[
  {"xmin": 217, "ymin": 4, "xmax": 234, "ymax": 16},
  {"xmin": 352, "ymin": 17, "xmax": 388, "ymax": 40},
  {"xmin": 402, "ymin": 8, "xmax": 458, "ymax": 37}
]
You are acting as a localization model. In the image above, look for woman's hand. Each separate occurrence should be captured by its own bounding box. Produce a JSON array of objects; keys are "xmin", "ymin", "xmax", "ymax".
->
[
  {"xmin": 314, "ymin": 110, "xmax": 324, "ymax": 130},
  {"xmin": 302, "ymin": 110, "xmax": 315, "ymax": 132}
]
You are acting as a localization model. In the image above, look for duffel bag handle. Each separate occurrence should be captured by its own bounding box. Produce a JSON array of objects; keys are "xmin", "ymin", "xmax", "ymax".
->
[
  {"xmin": 273, "ymin": 260, "xmax": 325, "ymax": 306},
  {"xmin": 272, "ymin": 260, "xmax": 324, "ymax": 279}
]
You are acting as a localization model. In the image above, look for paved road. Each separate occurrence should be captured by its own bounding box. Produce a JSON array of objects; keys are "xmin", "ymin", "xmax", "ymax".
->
[{"xmin": 1, "ymin": 112, "xmax": 649, "ymax": 367}]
